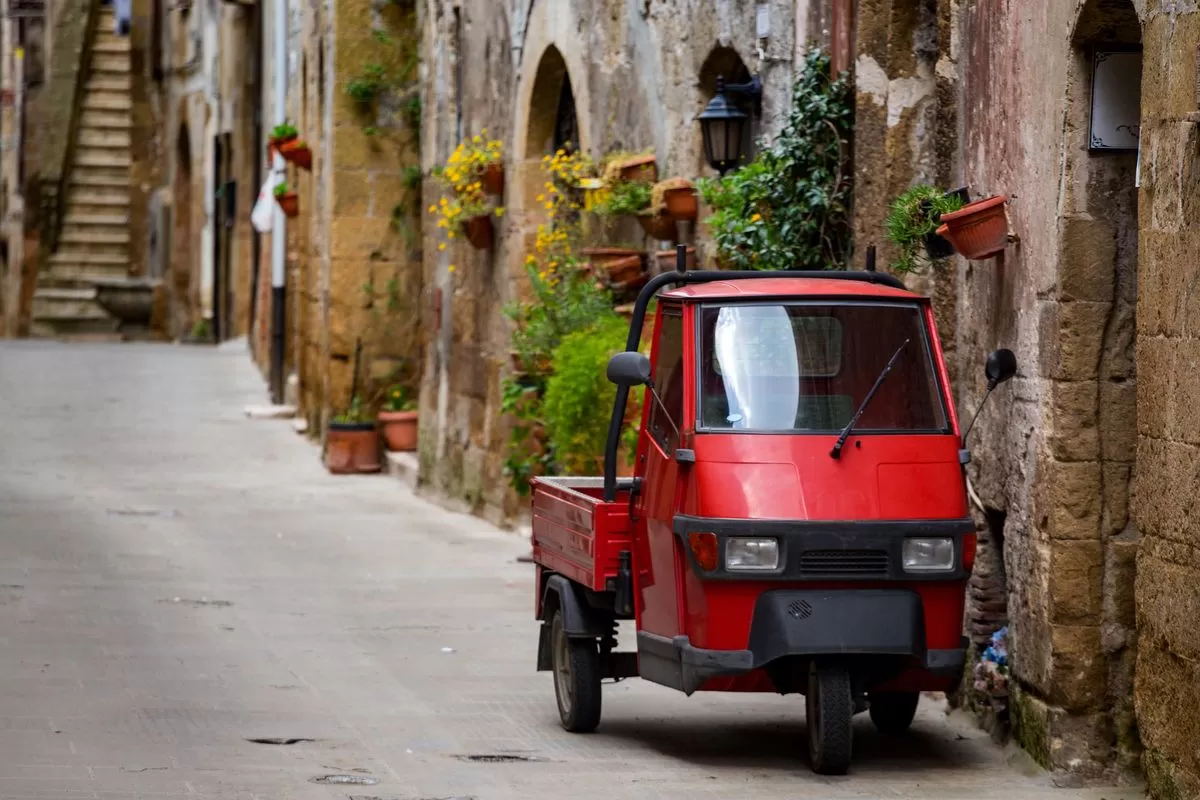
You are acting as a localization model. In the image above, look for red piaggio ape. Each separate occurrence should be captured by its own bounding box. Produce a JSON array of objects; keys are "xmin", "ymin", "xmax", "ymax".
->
[{"xmin": 531, "ymin": 249, "xmax": 1016, "ymax": 774}]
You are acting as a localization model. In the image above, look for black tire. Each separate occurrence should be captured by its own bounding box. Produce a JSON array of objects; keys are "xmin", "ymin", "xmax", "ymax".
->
[
  {"xmin": 806, "ymin": 662, "xmax": 853, "ymax": 775},
  {"xmin": 869, "ymin": 691, "xmax": 919, "ymax": 735},
  {"xmin": 550, "ymin": 610, "xmax": 602, "ymax": 733}
]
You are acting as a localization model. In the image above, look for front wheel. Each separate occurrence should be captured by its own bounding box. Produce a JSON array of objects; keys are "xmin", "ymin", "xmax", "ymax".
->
[
  {"xmin": 869, "ymin": 691, "xmax": 919, "ymax": 735},
  {"xmin": 550, "ymin": 610, "xmax": 601, "ymax": 733},
  {"xmin": 806, "ymin": 662, "xmax": 853, "ymax": 775}
]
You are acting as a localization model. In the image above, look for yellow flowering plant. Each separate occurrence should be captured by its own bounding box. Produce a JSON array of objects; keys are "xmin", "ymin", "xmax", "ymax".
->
[{"xmin": 429, "ymin": 131, "xmax": 506, "ymax": 252}]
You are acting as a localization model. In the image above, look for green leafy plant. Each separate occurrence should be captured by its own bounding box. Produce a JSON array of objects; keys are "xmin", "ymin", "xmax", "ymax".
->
[
  {"xmin": 885, "ymin": 185, "xmax": 965, "ymax": 273},
  {"xmin": 273, "ymin": 180, "xmax": 290, "ymax": 198},
  {"xmin": 270, "ymin": 122, "xmax": 297, "ymax": 140},
  {"xmin": 381, "ymin": 383, "xmax": 417, "ymax": 412},
  {"xmin": 401, "ymin": 164, "xmax": 422, "ymax": 190},
  {"xmin": 699, "ymin": 48, "xmax": 853, "ymax": 271},
  {"xmin": 596, "ymin": 179, "xmax": 652, "ymax": 217},
  {"xmin": 346, "ymin": 63, "xmax": 389, "ymax": 105},
  {"xmin": 402, "ymin": 95, "xmax": 422, "ymax": 131},
  {"xmin": 333, "ymin": 395, "xmax": 371, "ymax": 424},
  {"xmin": 543, "ymin": 313, "xmax": 640, "ymax": 475}
]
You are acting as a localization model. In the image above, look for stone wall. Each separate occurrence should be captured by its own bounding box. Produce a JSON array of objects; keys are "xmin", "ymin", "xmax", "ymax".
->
[
  {"xmin": 1132, "ymin": 4, "xmax": 1200, "ymax": 797},
  {"xmin": 852, "ymin": 0, "xmax": 1149, "ymax": 780},
  {"xmin": 419, "ymin": 0, "xmax": 826, "ymax": 525}
]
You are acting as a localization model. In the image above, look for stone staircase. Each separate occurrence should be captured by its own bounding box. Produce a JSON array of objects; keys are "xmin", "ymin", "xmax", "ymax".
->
[{"xmin": 32, "ymin": 6, "xmax": 132, "ymax": 337}]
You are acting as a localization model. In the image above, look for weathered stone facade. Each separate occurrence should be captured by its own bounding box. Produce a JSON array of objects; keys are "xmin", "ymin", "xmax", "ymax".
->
[{"xmin": 419, "ymin": 0, "xmax": 826, "ymax": 525}]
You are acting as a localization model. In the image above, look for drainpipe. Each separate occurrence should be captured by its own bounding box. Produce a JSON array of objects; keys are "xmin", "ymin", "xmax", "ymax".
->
[{"xmin": 269, "ymin": 0, "xmax": 287, "ymax": 403}]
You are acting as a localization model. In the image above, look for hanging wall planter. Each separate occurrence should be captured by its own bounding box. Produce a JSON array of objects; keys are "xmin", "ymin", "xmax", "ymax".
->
[
  {"xmin": 280, "ymin": 140, "xmax": 313, "ymax": 171},
  {"xmin": 582, "ymin": 247, "xmax": 645, "ymax": 284},
  {"xmin": 483, "ymin": 162, "xmax": 505, "ymax": 196},
  {"xmin": 654, "ymin": 246, "xmax": 696, "ymax": 273},
  {"xmin": 655, "ymin": 178, "xmax": 699, "ymax": 222},
  {"xmin": 936, "ymin": 195, "xmax": 1009, "ymax": 260},
  {"xmin": 637, "ymin": 212, "xmax": 677, "ymax": 242},
  {"xmin": 274, "ymin": 190, "xmax": 300, "ymax": 218},
  {"xmin": 462, "ymin": 214, "xmax": 494, "ymax": 249},
  {"xmin": 579, "ymin": 178, "xmax": 607, "ymax": 212},
  {"xmin": 617, "ymin": 154, "xmax": 657, "ymax": 183}
]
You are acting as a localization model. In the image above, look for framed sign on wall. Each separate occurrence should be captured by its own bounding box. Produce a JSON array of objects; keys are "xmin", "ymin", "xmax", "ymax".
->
[{"xmin": 1089, "ymin": 47, "xmax": 1142, "ymax": 151}]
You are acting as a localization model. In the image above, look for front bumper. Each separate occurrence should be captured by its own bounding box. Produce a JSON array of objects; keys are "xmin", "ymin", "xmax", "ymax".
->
[{"xmin": 638, "ymin": 588, "xmax": 968, "ymax": 695}]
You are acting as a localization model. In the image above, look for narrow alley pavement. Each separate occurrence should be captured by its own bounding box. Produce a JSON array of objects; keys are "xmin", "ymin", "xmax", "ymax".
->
[{"xmin": 0, "ymin": 341, "xmax": 1140, "ymax": 800}]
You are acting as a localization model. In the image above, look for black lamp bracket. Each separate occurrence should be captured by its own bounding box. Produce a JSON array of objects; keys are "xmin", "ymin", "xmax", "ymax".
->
[{"xmin": 718, "ymin": 74, "xmax": 763, "ymax": 113}]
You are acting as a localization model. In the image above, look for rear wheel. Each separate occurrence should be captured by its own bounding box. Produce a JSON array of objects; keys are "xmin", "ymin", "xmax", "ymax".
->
[
  {"xmin": 550, "ymin": 610, "xmax": 601, "ymax": 733},
  {"xmin": 806, "ymin": 662, "xmax": 853, "ymax": 775},
  {"xmin": 869, "ymin": 691, "xmax": 919, "ymax": 735}
]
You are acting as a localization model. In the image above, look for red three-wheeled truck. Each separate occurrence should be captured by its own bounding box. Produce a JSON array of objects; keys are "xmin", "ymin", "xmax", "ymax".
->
[{"xmin": 530, "ymin": 249, "xmax": 1016, "ymax": 774}]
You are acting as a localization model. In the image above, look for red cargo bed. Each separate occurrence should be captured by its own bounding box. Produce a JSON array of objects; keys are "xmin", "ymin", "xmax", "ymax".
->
[{"xmin": 531, "ymin": 477, "xmax": 635, "ymax": 592}]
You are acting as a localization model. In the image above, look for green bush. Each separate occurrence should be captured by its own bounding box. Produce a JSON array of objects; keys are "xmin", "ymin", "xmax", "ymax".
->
[
  {"xmin": 543, "ymin": 313, "xmax": 632, "ymax": 475},
  {"xmin": 699, "ymin": 48, "xmax": 853, "ymax": 271},
  {"xmin": 596, "ymin": 179, "xmax": 652, "ymax": 216}
]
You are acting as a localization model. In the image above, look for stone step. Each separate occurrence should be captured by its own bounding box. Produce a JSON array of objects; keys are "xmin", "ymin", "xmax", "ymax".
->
[
  {"xmin": 74, "ymin": 148, "xmax": 132, "ymax": 169},
  {"xmin": 32, "ymin": 287, "xmax": 111, "ymax": 320},
  {"xmin": 63, "ymin": 212, "xmax": 130, "ymax": 227},
  {"xmin": 79, "ymin": 109, "xmax": 132, "ymax": 129},
  {"xmin": 59, "ymin": 231, "xmax": 131, "ymax": 256},
  {"xmin": 61, "ymin": 225, "xmax": 130, "ymax": 243},
  {"xmin": 77, "ymin": 128, "xmax": 132, "ymax": 149},
  {"xmin": 51, "ymin": 250, "xmax": 130, "ymax": 267},
  {"xmin": 83, "ymin": 89, "xmax": 132, "ymax": 110},
  {"xmin": 29, "ymin": 320, "xmax": 123, "ymax": 339},
  {"xmin": 44, "ymin": 264, "xmax": 131, "ymax": 285},
  {"xmin": 93, "ymin": 37, "xmax": 132, "ymax": 54},
  {"xmin": 86, "ymin": 73, "xmax": 132, "ymax": 92},
  {"xmin": 70, "ymin": 172, "xmax": 131, "ymax": 188},
  {"xmin": 91, "ymin": 54, "xmax": 131, "ymax": 74}
]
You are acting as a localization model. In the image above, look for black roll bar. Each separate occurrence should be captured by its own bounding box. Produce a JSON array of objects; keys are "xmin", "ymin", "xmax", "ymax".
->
[{"xmin": 601, "ymin": 246, "xmax": 906, "ymax": 502}]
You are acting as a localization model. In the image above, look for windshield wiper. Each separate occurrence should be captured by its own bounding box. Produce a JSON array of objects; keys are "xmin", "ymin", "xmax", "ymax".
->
[{"xmin": 830, "ymin": 338, "xmax": 910, "ymax": 460}]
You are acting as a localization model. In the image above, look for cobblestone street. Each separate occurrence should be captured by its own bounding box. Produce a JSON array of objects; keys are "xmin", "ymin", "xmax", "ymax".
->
[{"xmin": 0, "ymin": 341, "xmax": 1142, "ymax": 800}]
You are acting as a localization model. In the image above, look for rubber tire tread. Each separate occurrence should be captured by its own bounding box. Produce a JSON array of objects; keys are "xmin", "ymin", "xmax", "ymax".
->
[
  {"xmin": 808, "ymin": 663, "xmax": 853, "ymax": 775},
  {"xmin": 869, "ymin": 691, "xmax": 919, "ymax": 735},
  {"xmin": 551, "ymin": 611, "xmax": 602, "ymax": 733}
]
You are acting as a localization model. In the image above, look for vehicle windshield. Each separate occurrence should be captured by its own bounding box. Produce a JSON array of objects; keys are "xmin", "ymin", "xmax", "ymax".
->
[{"xmin": 698, "ymin": 302, "xmax": 948, "ymax": 433}]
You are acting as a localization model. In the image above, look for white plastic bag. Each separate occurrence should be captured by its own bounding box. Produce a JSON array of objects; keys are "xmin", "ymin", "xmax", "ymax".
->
[{"xmin": 251, "ymin": 172, "xmax": 282, "ymax": 233}]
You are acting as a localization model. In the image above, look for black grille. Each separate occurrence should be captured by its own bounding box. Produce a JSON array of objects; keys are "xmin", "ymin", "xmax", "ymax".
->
[{"xmin": 799, "ymin": 549, "xmax": 890, "ymax": 576}]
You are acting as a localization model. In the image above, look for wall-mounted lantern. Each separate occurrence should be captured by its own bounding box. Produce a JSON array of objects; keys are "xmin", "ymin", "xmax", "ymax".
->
[{"xmin": 698, "ymin": 75, "xmax": 762, "ymax": 176}]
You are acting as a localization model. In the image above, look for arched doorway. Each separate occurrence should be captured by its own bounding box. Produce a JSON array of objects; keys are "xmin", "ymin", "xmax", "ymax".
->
[
  {"xmin": 171, "ymin": 125, "xmax": 195, "ymax": 339},
  {"xmin": 524, "ymin": 45, "xmax": 579, "ymax": 157},
  {"xmin": 697, "ymin": 46, "xmax": 755, "ymax": 176}
]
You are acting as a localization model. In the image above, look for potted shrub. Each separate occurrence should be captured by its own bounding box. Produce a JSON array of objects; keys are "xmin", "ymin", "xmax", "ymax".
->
[
  {"xmin": 326, "ymin": 396, "xmax": 381, "ymax": 474},
  {"xmin": 273, "ymin": 181, "xmax": 299, "ymax": 218},
  {"xmin": 280, "ymin": 139, "xmax": 313, "ymax": 171},
  {"xmin": 377, "ymin": 384, "xmax": 418, "ymax": 452},
  {"xmin": 655, "ymin": 177, "xmax": 699, "ymax": 222},
  {"xmin": 267, "ymin": 122, "xmax": 298, "ymax": 158},
  {"xmin": 936, "ymin": 195, "xmax": 1010, "ymax": 260},
  {"xmin": 605, "ymin": 152, "xmax": 657, "ymax": 183},
  {"xmin": 885, "ymin": 185, "xmax": 966, "ymax": 273}
]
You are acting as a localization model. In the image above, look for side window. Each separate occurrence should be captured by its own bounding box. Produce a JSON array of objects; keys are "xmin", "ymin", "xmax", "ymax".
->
[{"xmin": 648, "ymin": 311, "xmax": 684, "ymax": 448}]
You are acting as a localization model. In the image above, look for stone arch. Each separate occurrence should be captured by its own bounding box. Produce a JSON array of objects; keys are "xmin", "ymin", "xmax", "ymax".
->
[
  {"xmin": 513, "ymin": 2, "xmax": 593, "ymax": 162},
  {"xmin": 522, "ymin": 45, "xmax": 577, "ymax": 158},
  {"xmin": 696, "ymin": 45, "xmax": 755, "ymax": 176}
]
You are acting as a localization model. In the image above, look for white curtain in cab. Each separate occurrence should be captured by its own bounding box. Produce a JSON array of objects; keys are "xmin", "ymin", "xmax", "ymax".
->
[{"xmin": 713, "ymin": 305, "xmax": 800, "ymax": 430}]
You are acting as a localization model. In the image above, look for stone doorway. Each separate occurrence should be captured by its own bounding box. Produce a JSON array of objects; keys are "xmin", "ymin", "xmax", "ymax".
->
[{"xmin": 170, "ymin": 125, "xmax": 195, "ymax": 339}]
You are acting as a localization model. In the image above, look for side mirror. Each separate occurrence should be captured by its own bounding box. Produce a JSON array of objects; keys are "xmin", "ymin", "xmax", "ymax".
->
[
  {"xmin": 607, "ymin": 351, "xmax": 652, "ymax": 386},
  {"xmin": 985, "ymin": 348, "xmax": 1018, "ymax": 387}
]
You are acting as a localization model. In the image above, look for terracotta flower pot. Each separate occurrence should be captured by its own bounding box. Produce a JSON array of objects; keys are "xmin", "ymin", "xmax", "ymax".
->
[
  {"xmin": 935, "ymin": 195, "xmax": 1009, "ymax": 260},
  {"xmin": 483, "ymin": 162, "xmax": 505, "ymax": 195},
  {"xmin": 582, "ymin": 247, "xmax": 645, "ymax": 285},
  {"xmin": 462, "ymin": 214, "xmax": 494, "ymax": 249},
  {"xmin": 618, "ymin": 154, "xmax": 657, "ymax": 183},
  {"xmin": 267, "ymin": 133, "xmax": 297, "ymax": 159},
  {"xmin": 326, "ymin": 422, "xmax": 381, "ymax": 474},
  {"xmin": 654, "ymin": 247, "xmax": 696, "ymax": 273},
  {"xmin": 663, "ymin": 187, "xmax": 699, "ymax": 222},
  {"xmin": 280, "ymin": 141, "xmax": 313, "ymax": 171},
  {"xmin": 275, "ymin": 192, "xmax": 299, "ymax": 218},
  {"xmin": 378, "ymin": 410, "xmax": 419, "ymax": 452},
  {"xmin": 638, "ymin": 212, "xmax": 678, "ymax": 242}
]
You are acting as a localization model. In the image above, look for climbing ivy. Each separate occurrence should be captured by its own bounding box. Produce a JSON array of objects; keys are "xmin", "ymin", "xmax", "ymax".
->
[{"xmin": 699, "ymin": 48, "xmax": 854, "ymax": 271}]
